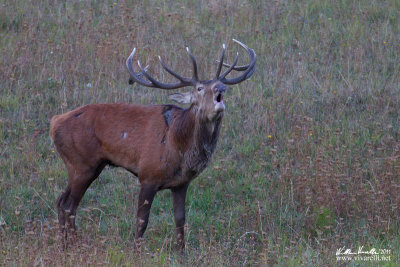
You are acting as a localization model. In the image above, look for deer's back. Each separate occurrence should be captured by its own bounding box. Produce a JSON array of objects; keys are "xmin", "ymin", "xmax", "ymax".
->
[{"xmin": 50, "ymin": 103, "xmax": 184, "ymax": 182}]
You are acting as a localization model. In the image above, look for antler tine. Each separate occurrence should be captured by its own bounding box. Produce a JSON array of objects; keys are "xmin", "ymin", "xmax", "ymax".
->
[
  {"xmin": 129, "ymin": 65, "xmax": 149, "ymax": 84},
  {"xmin": 218, "ymin": 39, "xmax": 256, "ymax": 85},
  {"xmin": 158, "ymin": 55, "xmax": 193, "ymax": 84},
  {"xmin": 217, "ymin": 61, "xmax": 250, "ymax": 71},
  {"xmin": 138, "ymin": 60, "xmax": 193, "ymax": 89},
  {"xmin": 186, "ymin": 47, "xmax": 199, "ymax": 81},
  {"xmin": 215, "ymin": 43, "xmax": 226, "ymax": 79},
  {"xmin": 244, "ymin": 63, "xmax": 256, "ymax": 79},
  {"xmin": 126, "ymin": 48, "xmax": 155, "ymax": 87},
  {"xmin": 219, "ymin": 52, "xmax": 239, "ymax": 80},
  {"xmin": 216, "ymin": 39, "xmax": 256, "ymax": 71},
  {"xmin": 126, "ymin": 47, "xmax": 194, "ymax": 90}
]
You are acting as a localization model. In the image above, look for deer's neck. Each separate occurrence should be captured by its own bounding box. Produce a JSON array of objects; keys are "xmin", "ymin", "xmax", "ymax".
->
[
  {"xmin": 172, "ymin": 106, "xmax": 223, "ymax": 174},
  {"xmin": 194, "ymin": 112, "xmax": 222, "ymax": 158}
]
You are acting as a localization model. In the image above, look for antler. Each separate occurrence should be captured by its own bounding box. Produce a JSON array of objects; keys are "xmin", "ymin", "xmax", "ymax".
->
[
  {"xmin": 127, "ymin": 40, "xmax": 256, "ymax": 89},
  {"xmin": 216, "ymin": 39, "xmax": 256, "ymax": 85},
  {"xmin": 126, "ymin": 48, "xmax": 198, "ymax": 90}
]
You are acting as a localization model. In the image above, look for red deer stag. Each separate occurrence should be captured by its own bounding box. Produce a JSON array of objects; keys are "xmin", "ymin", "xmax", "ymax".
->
[{"xmin": 50, "ymin": 39, "xmax": 256, "ymax": 250}]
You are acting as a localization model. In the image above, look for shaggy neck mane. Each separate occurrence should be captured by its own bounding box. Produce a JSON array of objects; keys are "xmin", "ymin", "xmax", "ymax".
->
[{"xmin": 173, "ymin": 105, "xmax": 223, "ymax": 160}]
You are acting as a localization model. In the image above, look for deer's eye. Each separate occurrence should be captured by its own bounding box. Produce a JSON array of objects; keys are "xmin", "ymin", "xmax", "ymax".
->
[{"xmin": 197, "ymin": 87, "xmax": 203, "ymax": 92}]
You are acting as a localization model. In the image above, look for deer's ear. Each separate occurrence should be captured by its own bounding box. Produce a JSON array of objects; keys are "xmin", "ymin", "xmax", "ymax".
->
[{"xmin": 168, "ymin": 92, "xmax": 194, "ymax": 104}]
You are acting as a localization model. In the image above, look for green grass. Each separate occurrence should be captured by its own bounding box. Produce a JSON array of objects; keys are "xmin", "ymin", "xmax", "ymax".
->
[{"xmin": 1, "ymin": 0, "xmax": 399, "ymax": 265}]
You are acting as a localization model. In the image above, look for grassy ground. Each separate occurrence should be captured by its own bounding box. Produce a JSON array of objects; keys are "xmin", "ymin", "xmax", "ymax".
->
[{"xmin": 1, "ymin": 0, "xmax": 399, "ymax": 265}]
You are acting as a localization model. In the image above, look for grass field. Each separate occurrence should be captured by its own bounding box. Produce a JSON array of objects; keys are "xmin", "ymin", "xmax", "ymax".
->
[{"xmin": 1, "ymin": 0, "xmax": 399, "ymax": 265}]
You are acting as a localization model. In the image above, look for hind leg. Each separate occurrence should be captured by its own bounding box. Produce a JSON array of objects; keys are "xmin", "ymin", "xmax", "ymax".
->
[
  {"xmin": 57, "ymin": 162, "xmax": 106, "ymax": 246},
  {"xmin": 57, "ymin": 186, "xmax": 71, "ymax": 247}
]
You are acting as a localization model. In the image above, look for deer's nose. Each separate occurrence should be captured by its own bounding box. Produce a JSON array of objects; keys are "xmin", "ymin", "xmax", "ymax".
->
[{"xmin": 214, "ymin": 83, "xmax": 226, "ymax": 93}]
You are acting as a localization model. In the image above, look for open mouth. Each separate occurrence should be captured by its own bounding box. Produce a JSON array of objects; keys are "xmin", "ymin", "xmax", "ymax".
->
[
  {"xmin": 215, "ymin": 92, "xmax": 224, "ymax": 104},
  {"xmin": 214, "ymin": 92, "xmax": 225, "ymax": 112}
]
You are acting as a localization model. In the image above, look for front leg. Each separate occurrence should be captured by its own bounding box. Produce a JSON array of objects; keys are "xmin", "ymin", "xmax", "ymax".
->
[
  {"xmin": 171, "ymin": 184, "xmax": 189, "ymax": 251},
  {"xmin": 135, "ymin": 184, "xmax": 158, "ymax": 241}
]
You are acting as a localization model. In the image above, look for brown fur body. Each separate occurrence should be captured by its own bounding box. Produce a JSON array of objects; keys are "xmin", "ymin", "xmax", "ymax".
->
[
  {"xmin": 50, "ymin": 103, "xmax": 222, "ymax": 189},
  {"xmin": 50, "ymin": 101, "xmax": 223, "ymax": 250}
]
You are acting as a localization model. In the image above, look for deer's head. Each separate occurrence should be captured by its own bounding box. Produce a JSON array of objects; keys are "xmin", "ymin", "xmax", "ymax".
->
[{"xmin": 126, "ymin": 39, "xmax": 256, "ymax": 122}]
